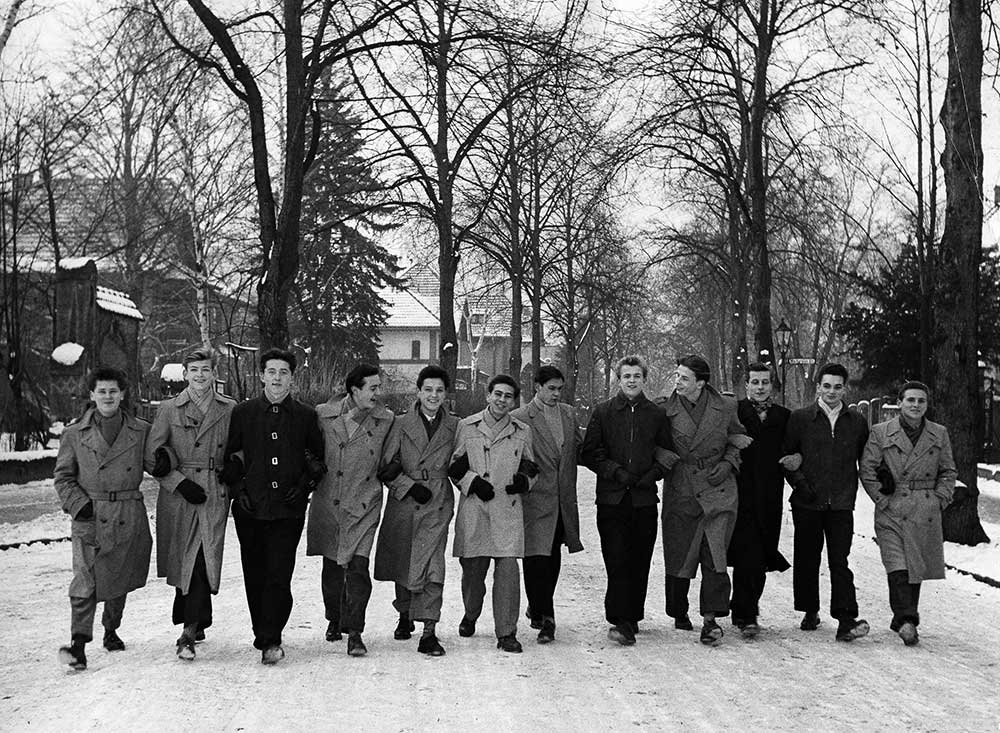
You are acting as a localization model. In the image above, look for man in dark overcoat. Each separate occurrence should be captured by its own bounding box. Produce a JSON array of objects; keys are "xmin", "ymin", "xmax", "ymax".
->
[
  {"xmin": 727, "ymin": 362, "xmax": 791, "ymax": 638},
  {"xmin": 221, "ymin": 347, "xmax": 324, "ymax": 665}
]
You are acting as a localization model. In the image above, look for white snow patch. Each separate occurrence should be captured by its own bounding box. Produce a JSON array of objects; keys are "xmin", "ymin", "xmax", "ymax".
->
[
  {"xmin": 96, "ymin": 286, "xmax": 144, "ymax": 320},
  {"xmin": 50, "ymin": 421, "xmax": 65, "ymax": 436},
  {"xmin": 0, "ymin": 511, "xmax": 66, "ymax": 545},
  {"xmin": 59, "ymin": 257, "xmax": 93, "ymax": 270},
  {"xmin": 0, "ymin": 449, "xmax": 58, "ymax": 461},
  {"xmin": 160, "ymin": 363, "xmax": 185, "ymax": 382},
  {"xmin": 945, "ymin": 519, "xmax": 1000, "ymax": 579},
  {"xmin": 980, "ymin": 476, "xmax": 1000, "ymax": 501},
  {"xmin": 51, "ymin": 342, "xmax": 84, "ymax": 365}
]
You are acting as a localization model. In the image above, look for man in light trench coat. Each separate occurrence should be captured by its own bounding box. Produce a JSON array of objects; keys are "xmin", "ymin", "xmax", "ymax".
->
[
  {"xmin": 55, "ymin": 366, "xmax": 153, "ymax": 671},
  {"xmin": 373, "ymin": 364, "xmax": 458, "ymax": 656},
  {"xmin": 146, "ymin": 347, "xmax": 236, "ymax": 660},
  {"xmin": 510, "ymin": 365, "xmax": 583, "ymax": 644},
  {"xmin": 308, "ymin": 363, "xmax": 395, "ymax": 657},
  {"xmin": 449, "ymin": 374, "xmax": 536, "ymax": 653}
]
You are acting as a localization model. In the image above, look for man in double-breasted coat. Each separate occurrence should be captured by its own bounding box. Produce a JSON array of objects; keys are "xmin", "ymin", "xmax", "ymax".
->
[
  {"xmin": 450, "ymin": 374, "xmax": 535, "ymax": 653},
  {"xmin": 146, "ymin": 348, "xmax": 236, "ymax": 660},
  {"xmin": 726, "ymin": 362, "xmax": 791, "ymax": 638},
  {"xmin": 510, "ymin": 365, "xmax": 583, "ymax": 644},
  {"xmin": 859, "ymin": 381, "xmax": 956, "ymax": 646},
  {"xmin": 55, "ymin": 366, "xmax": 153, "ymax": 671},
  {"xmin": 308, "ymin": 363, "xmax": 394, "ymax": 657},
  {"xmin": 373, "ymin": 365, "xmax": 457, "ymax": 656}
]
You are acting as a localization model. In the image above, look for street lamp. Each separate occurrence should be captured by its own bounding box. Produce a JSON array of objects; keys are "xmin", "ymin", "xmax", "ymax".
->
[{"xmin": 775, "ymin": 319, "xmax": 793, "ymax": 403}]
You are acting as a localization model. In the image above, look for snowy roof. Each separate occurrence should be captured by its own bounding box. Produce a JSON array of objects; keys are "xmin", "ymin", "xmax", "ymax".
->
[
  {"xmin": 60, "ymin": 257, "xmax": 94, "ymax": 270},
  {"xmin": 96, "ymin": 286, "xmax": 144, "ymax": 321},
  {"xmin": 381, "ymin": 287, "xmax": 439, "ymax": 329},
  {"xmin": 161, "ymin": 363, "xmax": 184, "ymax": 382},
  {"xmin": 51, "ymin": 343, "xmax": 84, "ymax": 366},
  {"xmin": 400, "ymin": 261, "xmax": 439, "ymax": 298}
]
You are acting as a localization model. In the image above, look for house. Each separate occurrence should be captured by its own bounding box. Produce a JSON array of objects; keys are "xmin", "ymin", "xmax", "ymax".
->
[{"xmin": 377, "ymin": 284, "xmax": 441, "ymax": 392}]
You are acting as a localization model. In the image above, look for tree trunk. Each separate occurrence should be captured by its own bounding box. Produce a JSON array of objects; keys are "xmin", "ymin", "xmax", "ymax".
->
[{"xmin": 936, "ymin": 0, "xmax": 988, "ymax": 545}]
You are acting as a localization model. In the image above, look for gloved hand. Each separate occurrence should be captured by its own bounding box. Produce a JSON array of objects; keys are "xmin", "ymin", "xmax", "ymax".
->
[
  {"xmin": 406, "ymin": 483, "xmax": 432, "ymax": 504},
  {"xmin": 75, "ymin": 501, "xmax": 94, "ymax": 520},
  {"xmin": 304, "ymin": 449, "xmax": 327, "ymax": 481},
  {"xmin": 378, "ymin": 460, "xmax": 404, "ymax": 483},
  {"xmin": 230, "ymin": 485, "xmax": 253, "ymax": 513},
  {"xmin": 792, "ymin": 479, "xmax": 817, "ymax": 504},
  {"xmin": 505, "ymin": 473, "xmax": 529, "ymax": 494},
  {"xmin": 778, "ymin": 453, "xmax": 802, "ymax": 471},
  {"xmin": 217, "ymin": 455, "xmax": 245, "ymax": 486},
  {"xmin": 469, "ymin": 476, "xmax": 495, "ymax": 502},
  {"xmin": 613, "ymin": 467, "xmax": 637, "ymax": 488},
  {"xmin": 448, "ymin": 454, "xmax": 471, "ymax": 482},
  {"xmin": 707, "ymin": 462, "xmax": 733, "ymax": 486},
  {"xmin": 177, "ymin": 479, "xmax": 208, "ymax": 505},
  {"xmin": 635, "ymin": 467, "xmax": 662, "ymax": 491},
  {"xmin": 517, "ymin": 458, "xmax": 540, "ymax": 478},
  {"xmin": 284, "ymin": 484, "xmax": 308, "ymax": 503},
  {"xmin": 151, "ymin": 447, "xmax": 172, "ymax": 478},
  {"xmin": 875, "ymin": 460, "xmax": 896, "ymax": 496}
]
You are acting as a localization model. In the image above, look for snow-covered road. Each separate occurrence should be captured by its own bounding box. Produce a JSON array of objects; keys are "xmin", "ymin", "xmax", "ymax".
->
[{"xmin": 1, "ymin": 474, "xmax": 998, "ymax": 732}]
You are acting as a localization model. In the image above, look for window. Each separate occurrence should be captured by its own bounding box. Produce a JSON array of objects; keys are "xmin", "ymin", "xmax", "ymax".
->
[{"xmin": 411, "ymin": 339, "xmax": 421, "ymax": 359}]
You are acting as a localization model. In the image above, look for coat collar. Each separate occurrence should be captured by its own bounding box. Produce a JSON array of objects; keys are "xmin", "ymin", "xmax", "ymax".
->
[
  {"xmin": 317, "ymin": 395, "xmax": 393, "ymax": 444},
  {"xmin": 885, "ymin": 417, "xmax": 946, "ymax": 463},
  {"xmin": 78, "ymin": 408, "xmax": 145, "ymax": 465},
  {"xmin": 400, "ymin": 403, "xmax": 456, "ymax": 456},
  {"xmin": 663, "ymin": 384, "xmax": 726, "ymax": 451},
  {"xmin": 467, "ymin": 408, "xmax": 524, "ymax": 443}
]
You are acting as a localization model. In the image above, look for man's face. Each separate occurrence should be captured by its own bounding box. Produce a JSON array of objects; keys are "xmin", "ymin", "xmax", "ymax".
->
[
  {"xmin": 418, "ymin": 377, "xmax": 447, "ymax": 416},
  {"xmin": 487, "ymin": 382, "xmax": 517, "ymax": 418},
  {"xmin": 184, "ymin": 359, "xmax": 215, "ymax": 393},
  {"xmin": 673, "ymin": 365, "xmax": 704, "ymax": 400},
  {"xmin": 817, "ymin": 374, "xmax": 846, "ymax": 407},
  {"xmin": 352, "ymin": 374, "xmax": 382, "ymax": 410},
  {"xmin": 261, "ymin": 359, "xmax": 293, "ymax": 401},
  {"xmin": 535, "ymin": 378, "xmax": 564, "ymax": 407},
  {"xmin": 746, "ymin": 370, "xmax": 772, "ymax": 402},
  {"xmin": 90, "ymin": 380, "xmax": 123, "ymax": 418},
  {"xmin": 899, "ymin": 388, "xmax": 929, "ymax": 422},
  {"xmin": 618, "ymin": 365, "xmax": 645, "ymax": 399}
]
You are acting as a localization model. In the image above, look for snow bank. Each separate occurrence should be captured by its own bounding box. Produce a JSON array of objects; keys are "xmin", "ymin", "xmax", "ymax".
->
[
  {"xmin": 160, "ymin": 363, "xmax": 184, "ymax": 382},
  {"xmin": 945, "ymin": 519, "xmax": 1000, "ymax": 581},
  {"xmin": 51, "ymin": 342, "xmax": 84, "ymax": 365},
  {"xmin": 0, "ymin": 449, "xmax": 58, "ymax": 461},
  {"xmin": 0, "ymin": 511, "xmax": 66, "ymax": 546},
  {"xmin": 979, "ymin": 477, "xmax": 1000, "ymax": 502}
]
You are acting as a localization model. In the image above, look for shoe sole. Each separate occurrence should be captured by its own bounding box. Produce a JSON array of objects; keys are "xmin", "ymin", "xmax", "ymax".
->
[
  {"xmin": 740, "ymin": 625, "xmax": 760, "ymax": 639},
  {"xmin": 261, "ymin": 649, "xmax": 285, "ymax": 665},
  {"xmin": 537, "ymin": 635, "xmax": 554, "ymax": 644},
  {"xmin": 394, "ymin": 632, "xmax": 412, "ymax": 640},
  {"xmin": 57, "ymin": 648, "xmax": 86, "ymax": 670},
  {"xmin": 177, "ymin": 646, "xmax": 196, "ymax": 661},
  {"xmin": 607, "ymin": 629, "xmax": 636, "ymax": 646},
  {"xmin": 348, "ymin": 649, "xmax": 367, "ymax": 657}
]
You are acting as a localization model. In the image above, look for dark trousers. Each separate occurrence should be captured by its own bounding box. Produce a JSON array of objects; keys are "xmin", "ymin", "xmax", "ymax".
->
[
  {"xmin": 792, "ymin": 507, "xmax": 858, "ymax": 620},
  {"xmin": 523, "ymin": 514, "xmax": 565, "ymax": 622},
  {"xmin": 887, "ymin": 570, "xmax": 921, "ymax": 628},
  {"xmin": 233, "ymin": 511, "xmax": 305, "ymax": 650},
  {"xmin": 596, "ymin": 494, "xmax": 658, "ymax": 626},
  {"xmin": 730, "ymin": 533, "xmax": 767, "ymax": 620},
  {"xmin": 665, "ymin": 535, "xmax": 732, "ymax": 618},
  {"xmin": 70, "ymin": 594, "xmax": 126, "ymax": 643},
  {"xmin": 322, "ymin": 555, "xmax": 372, "ymax": 633},
  {"xmin": 171, "ymin": 547, "xmax": 212, "ymax": 629}
]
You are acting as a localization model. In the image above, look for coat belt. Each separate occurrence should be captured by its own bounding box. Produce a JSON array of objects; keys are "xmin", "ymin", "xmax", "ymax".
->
[
  {"xmin": 901, "ymin": 480, "xmax": 937, "ymax": 490},
  {"xmin": 179, "ymin": 459, "xmax": 216, "ymax": 470},
  {"xmin": 408, "ymin": 469, "xmax": 448, "ymax": 481},
  {"xmin": 88, "ymin": 489, "xmax": 143, "ymax": 502},
  {"xmin": 683, "ymin": 456, "xmax": 714, "ymax": 470}
]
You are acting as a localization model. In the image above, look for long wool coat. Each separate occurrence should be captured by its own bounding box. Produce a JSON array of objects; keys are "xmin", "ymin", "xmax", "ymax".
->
[
  {"xmin": 727, "ymin": 399, "xmax": 791, "ymax": 572},
  {"xmin": 373, "ymin": 405, "xmax": 458, "ymax": 591},
  {"xmin": 659, "ymin": 386, "xmax": 745, "ymax": 578},
  {"xmin": 54, "ymin": 409, "xmax": 152, "ymax": 600},
  {"xmin": 859, "ymin": 417, "xmax": 957, "ymax": 582},
  {"xmin": 452, "ymin": 410, "xmax": 535, "ymax": 558},
  {"xmin": 510, "ymin": 400, "xmax": 583, "ymax": 556},
  {"xmin": 307, "ymin": 396, "xmax": 395, "ymax": 565},
  {"xmin": 146, "ymin": 389, "xmax": 235, "ymax": 594}
]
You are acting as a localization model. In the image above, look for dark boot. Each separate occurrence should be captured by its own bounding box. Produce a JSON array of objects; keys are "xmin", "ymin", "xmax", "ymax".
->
[
  {"xmin": 58, "ymin": 637, "xmax": 87, "ymax": 670},
  {"xmin": 103, "ymin": 629, "xmax": 125, "ymax": 652},
  {"xmin": 497, "ymin": 634, "xmax": 523, "ymax": 653},
  {"xmin": 800, "ymin": 612, "xmax": 821, "ymax": 631},
  {"xmin": 325, "ymin": 620, "xmax": 342, "ymax": 642},
  {"xmin": 417, "ymin": 634, "xmax": 446, "ymax": 656},
  {"xmin": 347, "ymin": 632, "xmax": 367, "ymax": 657},
  {"xmin": 394, "ymin": 613, "xmax": 415, "ymax": 640},
  {"xmin": 537, "ymin": 617, "xmax": 556, "ymax": 644}
]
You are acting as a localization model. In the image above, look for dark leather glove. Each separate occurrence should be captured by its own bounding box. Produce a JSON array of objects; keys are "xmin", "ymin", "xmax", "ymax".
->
[
  {"xmin": 613, "ymin": 467, "xmax": 637, "ymax": 488},
  {"xmin": 406, "ymin": 483, "xmax": 432, "ymax": 504},
  {"xmin": 176, "ymin": 479, "xmax": 208, "ymax": 505},
  {"xmin": 505, "ymin": 473, "xmax": 529, "ymax": 494},
  {"xmin": 304, "ymin": 449, "xmax": 327, "ymax": 481},
  {"xmin": 378, "ymin": 460, "xmax": 404, "ymax": 483},
  {"xmin": 792, "ymin": 480, "xmax": 817, "ymax": 504},
  {"xmin": 707, "ymin": 462, "xmax": 733, "ymax": 486},
  {"xmin": 635, "ymin": 467, "xmax": 662, "ymax": 491},
  {"xmin": 875, "ymin": 460, "xmax": 896, "ymax": 496},
  {"xmin": 151, "ymin": 447, "xmax": 172, "ymax": 478},
  {"xmin": 217, "ymin": 455, "xmax": 245, "ymax": 486},
  {"xmin": 517, "ymin": 458, "xmax": 540, "ymax": 478},
  {"xmin": 284, "ymin": 484, "xmax": 307, "ymax": 503},
  {"xmin": 75, "ymin": 501, "xmax": 94, "ymax": 520},
  {"xmin": 469, "ymin": 476, "xmax": 495, "ymax": 502},
  {"xmin": 230, "ymin": 485, "xmax": 253, "ymax": 513},
  {"xmin": 448, "ymin": 454, "xmax": 470, "ymax": 481}
]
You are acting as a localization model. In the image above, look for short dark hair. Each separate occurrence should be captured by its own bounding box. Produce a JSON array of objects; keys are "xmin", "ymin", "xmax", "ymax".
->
[
  {"xmin": 816, "ymin": 362, "xmax": 849, "ymax": 383},
  {"xmin": 534, "ymin": 365, "xmax": 565, "ymax": 385},
  {"xmin": 615, "ymin": 355, "xmax": 648, "ymax": 379},
  {"xmin": 87, "ymin": 366, "xmax": 128, "ymax": 392},
  {"xmin": 745, "ymin": 362, "xmax": 772, "ymax": 381},
  {"xmin": 488, "ymin": 373, "xmax": 520, "ymax": 400},
  {"xmin": 898, "ymin": 380, "xmax": 930, "ymax": 401},
  {"xmin": 183, "ymin": 347, "xmax": 217, "ymax": 368},
  {"xmin": 417, "ymin": 364, "xmax": 450, "ymax": 390},
  {"xmin": 677, "ymin": 354, "xmax": 711, "ymax": 383},
  {"xmin": 259, "ymin": 347, "xmax": 297, "ymax": 374},
  {"xmin": 346, "ymin": 363, "xmax": 380, "ymax": 393}
]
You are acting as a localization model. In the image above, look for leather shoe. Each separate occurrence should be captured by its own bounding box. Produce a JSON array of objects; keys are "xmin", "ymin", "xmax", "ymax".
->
[
  {"xmin": 674, "ymin": 615, "xmax": 694, "ymax": 631},
  {"xmin": 325, "ymin": 621, "xmax": 342, "ymax": 642},
  {"xmin": 898, "ymin": 621, "xmax": 919, "ymax": 646},
  {"xmin": 740, "ymin": 618, "xmax": 760, "ymax": 639},
  {"xmin": 525, "ymin": 606, "xmax": 542, "ymax": 630},
  {"xmin": 261, "ymin": 644, "xmax": 284, "ymax": 665},
  {"xmin": 58, "ymin": 640, "xmax": 87, "ymax": 670},
  {"xmin": 347, "ymin": 632, "xmax": 367, "ymax": 657},
  {"xmin": 103, "ymin": 630, "xmax": 125, "ymax": 651},
  {"xmin": 195, "ymin": 629, "xmax": 206, "ymax": 643},
  {"xmin": 608, "ymin": 623, "xmax": 636, "ymax": 646},
  {"xmin": 176, "ymin": 633, "xmax": 196, "ymax": 661},
  {"xmin": 835, "ymin": 618, "xmax": 870, "ymax": 642},
  {"xmin": 800, "ymin": 612, "xmax": 821, "ymax": 631},
  {"xmin": 417, "ymin": 634, "xmax": 446, "ymax": 656},
  {"xmin": 394, "ymin": 614, "xmax": 415, "ymax": 640},
  {"xmin": 537, "ymin": 618, "xmax": 556, "ymax": 644},
  {"xmin": 497, "ymin": 634, "xmax": 523, "ymax": 653},
  {"xmin": 700, "ymin": 620, "xmax": 724, "ymax": 646},
  {"xmin": 458, "ymin": 616, "xmax": 476, "ymax": 637}
]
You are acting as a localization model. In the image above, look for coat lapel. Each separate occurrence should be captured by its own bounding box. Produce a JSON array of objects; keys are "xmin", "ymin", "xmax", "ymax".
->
[
  {"xmin": 688, "ymin": 397, "xmax": 723, "ymax": 452},
  {"xmin": 904, "ymin": 420, "xmax": 944, "ymax": 467},
  {"xmin": 665, "ymin": 394, "xmax": 697, "ymax": 453},
  {"xmin": 194, "ymin": 394, "xmax": 228, "ymax": 442},
  {"xmin": 526, "ymin": 402, "xmax": 557, "ymax": 457},
  {"xmin": 101, "ymin": 415, "xmax": 141, "ymax": 466},
  {"xmin": 422, "ymin": 413, "xmax": 457, "ymax": 459}
]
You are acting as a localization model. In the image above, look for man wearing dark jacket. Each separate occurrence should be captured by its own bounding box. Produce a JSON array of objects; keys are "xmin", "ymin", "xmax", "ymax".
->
[
  {"xmin": 581, "ymin": 355, "xmax": 673, "ymax": 646},
  {"xmin": 727, "ymin": 363, "xmax": 791, "ymax": 638},
  {"xmin": 783, "ymin": 362, "xmax": 870, "ymax": 642},
  {"xmin": 222, "ymin": 348, "xmax": 324, "ymax": 665}
]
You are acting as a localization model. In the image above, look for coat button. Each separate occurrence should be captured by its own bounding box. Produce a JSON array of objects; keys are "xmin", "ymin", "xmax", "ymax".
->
[
  {"xmin": 337, "ymin": 471, "xmax": 343, "ymax": 477},
  {"xmin": 196, "ymin": 468, "xmax": 202, "ymax": 473},
  {"xmin": 195, "ymin": 442, "xmax": 201, "ymax": 447}
]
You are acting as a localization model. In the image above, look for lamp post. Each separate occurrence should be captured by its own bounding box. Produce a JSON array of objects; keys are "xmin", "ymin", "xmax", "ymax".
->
[{"xmin": 775, "ymin": 319, "xmax": 793, "ymax": 404}]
